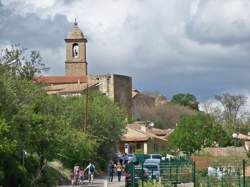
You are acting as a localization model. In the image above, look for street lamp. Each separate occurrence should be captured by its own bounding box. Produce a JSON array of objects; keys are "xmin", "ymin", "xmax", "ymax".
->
[{"xmin": 22, "ymin": 150, "xmax": 27, "ymax": 167}]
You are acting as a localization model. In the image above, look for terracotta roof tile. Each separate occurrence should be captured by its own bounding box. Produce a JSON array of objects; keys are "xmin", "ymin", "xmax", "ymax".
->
[
  {"xmin": 122, "ymin": 122, "xmax": 169, "ymax": 142},
  {"xmin": 237, "ymin": 133, "xmax": 250, "ymax": 140},
  {"xmin": 33, "ymin": 76, "xmax": 87, "ymax": 84},
  {"xmin": 46, "ymin": 83, "xmax": 98, "ymax": 95},
  {"xmin": 121, "ymin": 127, "xmax": 150, "ymax": 142}
]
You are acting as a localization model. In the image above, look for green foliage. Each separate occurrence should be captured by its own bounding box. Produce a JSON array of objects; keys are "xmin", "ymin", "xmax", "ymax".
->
[
  {"xmin": 0, "ymin": 119, "xmax": 16, "ymax": 153},
  {"xmin": 210, "ymin": 124, "xmax": 231, "ymax": 147},
  {"xmin": 55, "ymin": 126, "xmax": 96, "ymax": 168},
  {"xmin": 169, "ymin": 113, "xmax": 231, "ymax": 154},
  {"xmin": 141, "ymin": 181, "xmax": 162, "ymax": 187},
  {"xmin": 0, "ymin": 44, "xmax": 49, "ymax": 79},
  {"xmin": 0, "ymin": 154, "xmax": 32, "ymax": 187},
  {"xmin": 0, "ymin": 71, "xmax": 96, "ymax": 185},
  {"xmin": 0, "ymin": 44, "xmax": 127, "ymax": 185},
  {"xmin": 247, "ymin": 151, "xmax": 250, "ymax": 158},
  {"xmin": 88, "ymin": 92, "xmax": 126, "ymax": 168},
  {"xmin": 171, "ymin": 93, "xmax": 199, "ymax": 111},
  {"xmin": 61, "ymin": 92, "xmax": 126, "ymax": 169}
]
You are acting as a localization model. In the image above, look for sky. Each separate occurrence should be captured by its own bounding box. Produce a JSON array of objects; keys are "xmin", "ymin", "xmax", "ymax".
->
[{"xmin": 1, "ymin": 0, "xmax": 250, "ymax": 103}]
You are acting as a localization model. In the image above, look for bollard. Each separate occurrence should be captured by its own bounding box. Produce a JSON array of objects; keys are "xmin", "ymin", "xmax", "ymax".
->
[{"xmin": 104, "ymin": 180, "xmax": 108, "ymax": 187}]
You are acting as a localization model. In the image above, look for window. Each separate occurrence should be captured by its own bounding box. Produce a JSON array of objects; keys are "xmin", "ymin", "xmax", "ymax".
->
[{"xmin": 72, "ymin": 43, "xmax": 79, "ymax": 58}]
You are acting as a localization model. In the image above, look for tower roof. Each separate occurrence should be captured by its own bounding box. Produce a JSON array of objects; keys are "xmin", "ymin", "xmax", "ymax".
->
[{"xmin": 66, "ymin": 19, "xmax": 85, "ymax": 39}]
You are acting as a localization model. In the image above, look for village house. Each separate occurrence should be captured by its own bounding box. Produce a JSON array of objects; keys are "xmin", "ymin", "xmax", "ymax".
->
[{"xmin": 120, "ymin": 121, "xmax": 174, "ymax": 154}]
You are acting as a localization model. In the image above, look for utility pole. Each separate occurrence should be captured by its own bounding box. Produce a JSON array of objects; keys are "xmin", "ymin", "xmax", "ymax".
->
[{"xmin": 83, "ymin": 83, "xmax": 88, "ymax": 132}]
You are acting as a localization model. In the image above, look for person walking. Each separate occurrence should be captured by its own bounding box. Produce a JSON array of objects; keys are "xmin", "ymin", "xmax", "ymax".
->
[
  {"xmin": 108, "ymin": 161, "xmax": 115, "ymax": 182},
  {"xmin": 116, "ymin": 162, "xmax": 123, "ymax": 182},
  {"xmin": 79, "ymin": 167, "xmax": 84, "ymax": 185},
  {"xmin": 70, "ymin": 169, "xmax": 74, "ymax": 186},
  {"xmin": 73, "ymin": 164, "xmax": 80, "ymax": 185},
  {"xmin": 85, "ymin": 161, "xmax": 95, "ymax": 184}
]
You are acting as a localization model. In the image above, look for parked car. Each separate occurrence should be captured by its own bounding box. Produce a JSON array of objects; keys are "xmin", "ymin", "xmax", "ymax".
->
[
  {"xmin": 143, "ymin": 154, "xmax": 162, "ymax": 163},
  {"xmin": 143, "ymin": 162, "xmax": 160, "ymax": 181},
  {"xmin": 125, "ymin": 164, "xmax": 149, "ymax": 187}
]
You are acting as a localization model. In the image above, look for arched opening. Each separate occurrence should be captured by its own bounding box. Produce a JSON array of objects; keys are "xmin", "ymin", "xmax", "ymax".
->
[{"xmin": 72, "ymin": 43, "xmax": 79, "ymax": 58}]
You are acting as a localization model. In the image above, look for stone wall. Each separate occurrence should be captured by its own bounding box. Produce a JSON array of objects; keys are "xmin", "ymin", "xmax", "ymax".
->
[
  {"xmin": 89, "ymin": 74, "xmax": 132, "ymax": 117},
  {"xmin": 65, "ymin": 62, "xmax": 87, "ymax": 76},
  {"xmin": 113, "ymin": 74, "xmax": 132, "ymax": 117}
]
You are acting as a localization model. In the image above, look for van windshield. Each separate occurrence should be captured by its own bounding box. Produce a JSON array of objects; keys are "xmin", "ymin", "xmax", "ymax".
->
[{"xmin": 151, "ymin": 155, "xmax": 161, "ymax": 159}]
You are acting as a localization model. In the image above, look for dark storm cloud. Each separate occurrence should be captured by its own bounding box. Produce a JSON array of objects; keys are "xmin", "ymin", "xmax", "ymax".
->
[
  {"xmin": 186, "ymin": 18, "xmax": 250, "ymax": 46},
  {"xmin": 0, "ymin": 6, "xmax": 71, "ymax": 49}
]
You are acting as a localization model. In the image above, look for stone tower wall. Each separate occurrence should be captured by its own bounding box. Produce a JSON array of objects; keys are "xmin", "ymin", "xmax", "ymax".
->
[
  {"xmin": 113, "ymin": 74, "xmax": 132, "ymax": 117},
  {"xmin": 89, "ymin": 74, "xmax": 132, "ymax": 117},
  {"xmin": 65, "ymin": 62, "xmax": 87, "ymax": 76}
]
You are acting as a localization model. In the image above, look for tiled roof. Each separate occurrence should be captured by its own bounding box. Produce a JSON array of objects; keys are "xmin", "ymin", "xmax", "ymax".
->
[
  {"xmin": 122, "ymin": 122, "xmax": 171, "ymax": 142},
  {"xmin": 127, "ymin": 122, "xmax": 174, "ymax": 137},
  {"xmin": 148, "ymin": 128, "xmax": 174, "ymax": 136},
  {"xmin": 33, "ymin": 76, "xmax": 87, "ymax": 84},
  {"xmin": 67, "ymin": 23, "xmax": 85, "ymax": 40},
  {"xmin": 46, "ymin": 83, "xmax": 99, "ymax": 95},
  {"xmin": 121, "ymin": 127, "xmax": 149, "ymax": 142},
  {"xmin": 237, "ymin": 133, "xmax": 250, "ymax": 140}
]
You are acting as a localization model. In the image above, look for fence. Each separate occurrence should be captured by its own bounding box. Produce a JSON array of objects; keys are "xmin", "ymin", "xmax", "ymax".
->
[
  {"xmin": 128, "ymin": 155, "xmax": 248, "ymax": 187},
  {"xmin": 196, "ymin": 159, "xmax": 247, "ymax": 187},
  {"xmin": 160, "ymin": 157, "xmax": 195, "ymax": 186}
]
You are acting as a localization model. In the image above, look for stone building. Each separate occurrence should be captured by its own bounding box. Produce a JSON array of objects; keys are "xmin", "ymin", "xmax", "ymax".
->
[
  {"xmin": 33, "ymin": 21, "xmax": 132, "ymax": 116},
  {"xmin": 89, "ymin": 74, "xmax": 132, "ymax": 116}
]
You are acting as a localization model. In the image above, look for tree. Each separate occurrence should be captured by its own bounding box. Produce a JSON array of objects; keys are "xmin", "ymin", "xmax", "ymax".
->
[
  {"xmin": 61, "ymin": 92, "xmax": 127, "ymax": 169},
  {"xmin": 0, "ymin": 119, "xmax": 16, "ymax": 154},
  {"xmin": 0, "ymin": 45, "xmax": 127, "ymax": 185},
  {"xmin": 0, "ymin": 44, "xmax": 49, "ymax": 79},
  {"xmin": 137, "ymin": 102, "xmax": 196, "ymax": 129},
  {"xmin": 200, "ymin": 100, "xmax": 224, "ymax": 123},
  {"xmin": 215, "ymin": 93, "xmax": 246, "ymax": 128},
  {"xmin": 169, "ymin": 113, "xmax": 230, "ymax": 154},
  {"xmin": 0, "ymin": 73, "xmax": 95, "ymax": 186},
  {"xmin": 171, "ymin": 93, "xmax": 199, "ymax": 111}
]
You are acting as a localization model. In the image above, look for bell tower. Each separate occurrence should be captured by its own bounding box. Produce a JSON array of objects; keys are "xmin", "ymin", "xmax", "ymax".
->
[{"xmin": 65, "ymin": 20, "xmax": 87, "ymax": 76}]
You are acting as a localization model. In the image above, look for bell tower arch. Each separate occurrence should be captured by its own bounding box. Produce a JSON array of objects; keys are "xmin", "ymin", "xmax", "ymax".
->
[{"xmin": 65, "ymin": 20, "xmax": 87, "ymax": 76}]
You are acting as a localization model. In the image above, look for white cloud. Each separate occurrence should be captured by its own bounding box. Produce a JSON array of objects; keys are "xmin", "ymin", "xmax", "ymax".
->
[{"xmin": 186, "ymin": 0, "xmax": 250, "ymax": 45}]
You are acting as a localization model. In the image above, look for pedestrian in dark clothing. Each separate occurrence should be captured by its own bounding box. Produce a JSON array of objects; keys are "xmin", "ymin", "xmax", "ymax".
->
[{"xmin": 108, "ymin": 161, "xmax": 115, "ymax": 182}]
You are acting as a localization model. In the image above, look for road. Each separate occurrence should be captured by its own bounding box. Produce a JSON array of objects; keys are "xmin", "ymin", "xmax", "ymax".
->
[{"xmin": 58, "ymin": 176, "xmax": 125, "ymax": 187}]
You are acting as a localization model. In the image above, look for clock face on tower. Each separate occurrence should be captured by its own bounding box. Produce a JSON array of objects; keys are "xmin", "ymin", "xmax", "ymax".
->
[{"xmin": 73, "ymin": 43, "xmax": 79, "ymax": 58}]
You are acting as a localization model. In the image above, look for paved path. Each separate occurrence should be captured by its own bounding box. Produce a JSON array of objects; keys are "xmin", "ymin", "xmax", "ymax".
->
[{"xmin": 58, "ymin": 176, "xmax": 125, "ymax": 187}]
